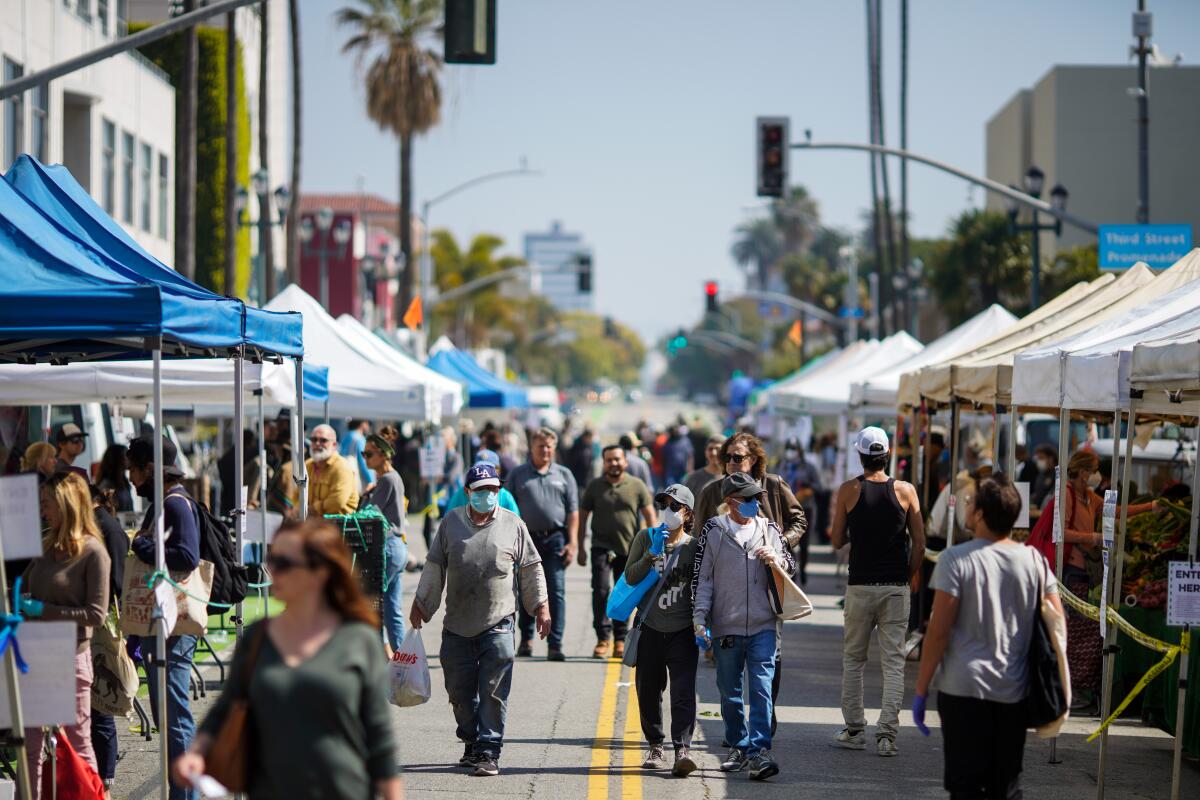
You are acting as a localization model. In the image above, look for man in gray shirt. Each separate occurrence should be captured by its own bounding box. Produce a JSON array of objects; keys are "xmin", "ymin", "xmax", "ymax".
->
[
  {"xmin": 505, "ymin": 427, "xmax": 579, "ymax": 660},
  {"xmin": 412, "ymin": 464, "xmax": 549, "ymax": 777}
]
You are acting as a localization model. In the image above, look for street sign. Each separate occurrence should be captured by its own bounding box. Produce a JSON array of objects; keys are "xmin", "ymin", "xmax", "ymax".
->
[
  {"xmin": 839, "ymin": 307, "xmax": 864, "ymax": 319},
  {"xmin": 1099, "ymin": 224, "xmax": 1192, "ymax": 270},
  {"xmin": 757, "ymin": 300, "xmax": 790, "ymax": 319}
]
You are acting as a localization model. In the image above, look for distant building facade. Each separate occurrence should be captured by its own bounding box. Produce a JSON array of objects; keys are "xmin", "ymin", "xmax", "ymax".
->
[
  {"xmin": 523, "ymin": 220, "xmax": 594, "ymax": 312},
  {"xmin": 986, "ymin": 64, "xmax": 1200, "ymax": 255}
]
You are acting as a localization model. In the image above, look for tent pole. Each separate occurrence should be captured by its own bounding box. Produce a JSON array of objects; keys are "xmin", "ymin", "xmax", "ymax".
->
[
  {"xmin": 152, "ymin": 347, "xmax": 169, "ymax": 800},
  {"xmin": 233, "ymin": 349, "xmax": 245, "ymax": 644},
  {"xmin": 40, "ymin": 403, "xmax": 51, "ymax": 442},
  {"xmin": 911, "ymin": 406, "xmax": 921, "ymax": 491},
  {"xmin": 295, "ymin": 359, "xmax": 308, "ymax": 519},
  {"xmin": 991, "ymin": 405, "xmax": 1002, "ymax": 474},
  {"xmin": 1096, "ymin": 405, "xmax": 1125, "ymax": 798},
  {"xmin": 1169, "ymin": 411, "xmax": 1198, "ymax": 800},
  {"xmin": 1007, "ymin": 405, "xmax": 1018, "ymax": 479},
  {"xmin": 947, "ymin": 398, "xmax": 960, "ymax": 547},
  {"xmin": 1049, "ymin": 403, "xmax": 1070, "ymax": 766},
  {"xmin": 256, "ymin": 387, "xmax": 268, "ymax": 618},
  {"xmin": 324, "ymin": 399, "xmax": 329, "ymax": 426}
]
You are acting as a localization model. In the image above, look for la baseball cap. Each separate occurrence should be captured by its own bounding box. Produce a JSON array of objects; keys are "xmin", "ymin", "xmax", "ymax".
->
[
  {"xmin": 466, "ymin": 463, "xmax": 501, "ymax": 490},
  {"xmin": 855, "ymin": 426, "xmax": 890, "ymax": 456}
]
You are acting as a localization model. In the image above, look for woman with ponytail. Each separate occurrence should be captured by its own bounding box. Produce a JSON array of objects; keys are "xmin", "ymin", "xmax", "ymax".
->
[{"xmin": 174, "ymin": 519, "xmax": 402, "ymax": 799}]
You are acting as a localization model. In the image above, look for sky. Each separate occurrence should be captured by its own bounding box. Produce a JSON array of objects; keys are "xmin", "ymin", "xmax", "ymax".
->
[{"xmin": 301, "ymin": 0, "xmax": 1200, "ymax": 343}]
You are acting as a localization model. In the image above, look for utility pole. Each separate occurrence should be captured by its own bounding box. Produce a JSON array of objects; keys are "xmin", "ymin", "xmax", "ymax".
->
[
  {"xmin": 900, "ymin": 0, "xmax": 911, "ymax": 333},
  {"xmin": 841, "ymin": 245, "xmax": 860, "ymax": 343},
  {"xmin": 178, "ymin": 0, "xmax": 198, "ymax": 281},
  {"xmin": 259, "ymin": 0, "xmax": 275, "ymax": 299},
  {"xmin": 1133, "ymin": 1, "xmax": 1151, "ymax": 223},
  {"xmin": 223, "ymin": 11, "xmax": 237, "ymax": 297}
]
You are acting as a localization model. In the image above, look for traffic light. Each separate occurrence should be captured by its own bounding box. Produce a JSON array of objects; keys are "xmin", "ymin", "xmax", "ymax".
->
[
  {"xmin": 576, "ymin": 254, "xmax": 592, "ymax": 293},
  {"xmin": 445, "ymin": 0, "xmax": 497, "ymax": 64},
  {"xmin": 756, "ymin": 116, "xmax": 789, "ymax": 197},
  {"xmin": 705, "ymin": 280, "xmax": 719, "ymax": 313},
  {"xmin": 668, "ymin": 328, "xmax": 689, "ymax": 355}
]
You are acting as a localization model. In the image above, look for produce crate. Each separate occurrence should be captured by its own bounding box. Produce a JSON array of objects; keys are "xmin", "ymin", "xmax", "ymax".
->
[{"xmin": 326, "ymin": 513, "xmax": 388, "ymax": 598}]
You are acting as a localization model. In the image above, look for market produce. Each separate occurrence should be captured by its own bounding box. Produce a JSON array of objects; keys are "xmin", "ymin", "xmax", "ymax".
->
[{"xmin": 1120, "ymin": 496, "xmax": 1192, "ymax": 607}]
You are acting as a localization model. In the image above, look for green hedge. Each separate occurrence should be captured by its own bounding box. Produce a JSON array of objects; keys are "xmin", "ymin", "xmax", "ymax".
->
[{"xmin": 133, "ymin": 24, "xmax": 251, "ymax": 295}]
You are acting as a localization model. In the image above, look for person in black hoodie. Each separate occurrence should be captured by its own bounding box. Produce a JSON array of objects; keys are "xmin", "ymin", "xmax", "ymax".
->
[
  {"xmin": 126, "ymin": 434, "xmax": 201, "ymax": 800},
  {"xmin": 89, "ymin": 484, "xmax": 128, "ymax": 792}
]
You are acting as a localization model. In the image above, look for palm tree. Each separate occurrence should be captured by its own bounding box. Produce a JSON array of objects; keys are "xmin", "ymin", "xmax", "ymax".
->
[
  {"xmin": 286, "ymin": 0, "xmax": 302, "ymax": 286},
  {"xmin": 730, "ymin": 218, "xmax": 782, "ymax": 291},
  {"xmin": 337, "ymin": 0, "xmax": 443, "ymax": 317}
]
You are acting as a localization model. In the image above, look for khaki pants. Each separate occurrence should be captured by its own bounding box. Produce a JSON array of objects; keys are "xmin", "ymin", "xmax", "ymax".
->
[{"xmin": 841, "ymin": 584, "xmax": 910, "ymax": 740}]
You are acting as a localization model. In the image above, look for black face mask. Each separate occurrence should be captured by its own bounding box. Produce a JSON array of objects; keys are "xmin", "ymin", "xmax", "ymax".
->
[{"xmin": 134, "ymin": 472, "xmax": 153, "ymax": 498}]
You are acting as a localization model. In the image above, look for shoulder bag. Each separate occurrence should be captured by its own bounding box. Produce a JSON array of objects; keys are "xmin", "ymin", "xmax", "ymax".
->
[
  {"xmin": 1025, "ymin": 550, "xmax": 1071, "ymax": 736},
  {"xmin": 622, "ymin": 549, "xmax": 680, "ymax": 668},
  {"xmin": 205, "ymin": 621, "xmax": 269, "ymax": 791}
]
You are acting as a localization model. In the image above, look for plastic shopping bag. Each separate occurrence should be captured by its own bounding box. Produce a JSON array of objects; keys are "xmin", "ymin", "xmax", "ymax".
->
[{"xmin": 389, "ymin": 629, "xmax": 431, "ymax": 707}]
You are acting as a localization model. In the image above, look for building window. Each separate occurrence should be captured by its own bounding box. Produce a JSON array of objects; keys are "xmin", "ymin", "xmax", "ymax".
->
[
  {"xmin": 3, "ymin": 59, "xmax": 23, "ymax": 170},
  {"xmin": 121, "ymin": 130, "xmax": 134, "ymax": 224},
  {"xmin": 101, "ymin": 120, "xmax": 115, "ymax": 214},
  {"xmin": 75, "ymin": 1, "xmax": 91, "ymax": 22},
  {"xmin": 139, "ymin": 142, "xmax": 152, "ymax": 232},
  {"xmin": 157, "ymin": 153, "xmax": 168, "ymax": 239},
  {"xmin": 31, "ymin": 85, "xmax": 48, "ymax": 163},
  {"xmin": 98, "ymin": 1, "xmax": 109, "ymax": 34}
]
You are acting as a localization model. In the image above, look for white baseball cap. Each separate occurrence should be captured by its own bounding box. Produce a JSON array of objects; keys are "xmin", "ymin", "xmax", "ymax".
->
[{"xmin": 855, "ymin": 426, "xmax": 890, "ymax": 455}]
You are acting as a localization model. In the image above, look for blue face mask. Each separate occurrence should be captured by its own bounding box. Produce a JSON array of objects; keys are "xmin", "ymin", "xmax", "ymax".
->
[
  {"xmin": 469, "ymin": 490, "xmax": 499, "ymax": 513},
  {"xmin": 736, "ymin": 499, "xmax": 760, "ymax": 519}
]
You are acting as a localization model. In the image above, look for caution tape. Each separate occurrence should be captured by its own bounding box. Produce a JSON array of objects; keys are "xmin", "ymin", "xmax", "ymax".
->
[{"xmin": 416, "ymin": 488, "xmax": 448, "ymax": 519}]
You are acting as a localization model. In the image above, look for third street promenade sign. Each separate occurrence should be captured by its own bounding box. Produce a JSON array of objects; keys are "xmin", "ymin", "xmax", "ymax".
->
[{"xmin": 1099, "ymin": 224, "xmax": 1193, "ymax": 270}]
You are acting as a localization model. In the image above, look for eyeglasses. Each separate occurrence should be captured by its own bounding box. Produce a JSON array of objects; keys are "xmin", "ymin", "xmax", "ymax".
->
[
  {"xmin": 265, "ymin": 554, "xmax": 310, "ymax": 574},
  {"xmin": 654, "ymin": 499, "xmax": 685, "ymax": 512},
  {"xmin": 310, "ymin": 437, "xmax": 333, "ymax": 445},
  {"xmin": 723, "ymin": 453, "xmax": 752, "ymax": 464}
]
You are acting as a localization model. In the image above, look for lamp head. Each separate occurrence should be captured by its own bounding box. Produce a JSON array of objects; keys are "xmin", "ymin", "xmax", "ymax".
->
[
  {"xmin": 252, "ymin": 168, "xmax": 269, "ymax": 196},
  {"xmin": 1005, "ymin": 184, "xmax": 1021, "ymax": 217},
  {"xmin": 1023, "ymin": 165, "xmax": 1045, "ymax": 198},
  {"xmin": 273, "ymin": 185, "xmax": 291, "ymax": 219},
  {"xmin": 1049, "ymin": 183, "xmax": 1068, "ymax": 212},
  {"xmin": 234, "ymin": 186, "xmax": 249, "ymax": 216},
  {"xmin": 333, "ymin": 219, "xmax": 352, "ymax": 245},
  {"xmin": 299, "ymin": 217, "xmax": 314, "ymax": 243},
  {"xmin": 316, "ymin": 207, "xmax": 334, "ymax": 232}
]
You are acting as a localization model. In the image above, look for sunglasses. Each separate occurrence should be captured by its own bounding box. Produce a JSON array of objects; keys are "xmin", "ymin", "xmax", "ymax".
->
[
  {"xmin": 310, "ymin": 437, "xmax": 333, "ymax": 445},
  {"xmin": 654, "ymin": 499, "xmax": 685, "ymax": 512},
  {"xmin": 265, "ymin": 554, "xmax": 311, "ymax": 574},
  {"xmin": 364, "ymin": 449, "xmax": 381, "ymax": 458},
  {"xmin": 723, "ymin": 453, "xmax": 752, "ymax": 464},
  {"xmin": 64, "ymin": 435, "xmax": 85, "ymax": 444}
]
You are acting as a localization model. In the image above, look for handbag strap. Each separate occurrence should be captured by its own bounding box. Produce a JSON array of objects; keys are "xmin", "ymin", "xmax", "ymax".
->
[
  {"xmin": 237, "ymin": 620, "xmax": 269, "ymax": 700},
  {"xmin": 634, "ymin": 546, "xmax": 680, "ymax": 633}
]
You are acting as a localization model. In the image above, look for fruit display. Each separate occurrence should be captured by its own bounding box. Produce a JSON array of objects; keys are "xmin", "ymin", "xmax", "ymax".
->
[{"xmin": 1120, "ymin": 496, "xmax": 1193, "ymax": 608}]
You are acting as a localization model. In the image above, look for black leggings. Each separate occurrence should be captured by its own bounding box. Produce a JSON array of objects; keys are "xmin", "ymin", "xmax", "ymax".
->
[
  {"xmin": 634, "ymin": 626, "xmax": 699, "ymax": 748},
  {"xmin": 938, "ymin": 691, "xmax": 1026, "ymax": 799}
]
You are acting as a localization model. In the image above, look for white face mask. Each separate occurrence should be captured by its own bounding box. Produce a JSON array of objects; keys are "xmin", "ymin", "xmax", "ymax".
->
[
  {"xmin": 662, "ymin": 507, "xmax": 685, "ymax": 531},
  {"xmin": 1086, "ymin": 472, "xmax": 1102, "ymax": 490},
  {"xmin": 1035, "ymin": 458, "xmax": 1048, "ymax": 472},
  {"xmin": 784, "ymin": 449, "xmax": 799, "ymax": 460}
]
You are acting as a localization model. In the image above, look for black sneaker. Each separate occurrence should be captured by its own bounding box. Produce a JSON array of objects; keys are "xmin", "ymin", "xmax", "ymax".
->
[
  {"xmin": 748, "ymin": 750, "xmax": 779, "ymax": 781},
  {"xmin": 672, "ymin": 746, "xmax": 697, "ymax": 777},
  {"xmin": 517, "ymin": 640, "xmax": 533, "ymax": 658},
  {"xmin": 719, "ymin": 747, "xmax": 748, "ymax": 772},
  {"xmin": 472, "ymin": 756, "xmax": 500, "ymax": 777},
  {"xmin": 547, "ymin": 648, "xmax": 566, "ymax": 662},
  {"xmin": 458, "ymin": 745, "xmax": 477, "ymax": 767}
]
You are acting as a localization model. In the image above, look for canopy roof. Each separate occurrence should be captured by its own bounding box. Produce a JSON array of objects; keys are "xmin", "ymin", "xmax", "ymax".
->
[
  {"xmin": 427, "ymin": 343, "xmax": 529, "ymax": 409},
  {"xmin": 1012, "ymin": 250, "xmax": 1200, "ymax": 413},
  {"xmin": 335, "ymin": 314, "xmax": 465, "ymax": 421},
  {"xmin": 4, "ymin": 155, "xmax": 303, "ymax": 359},
  {"xmin": 265, "ymin": 285, "xmax": 426, "ymax": 419},
  {"xmin": 853, "ymin": 304, "xmax": 1016, "ymax": 410},
  {"xmin": 1131, "ymin": 330, "xmax": 1200, "ymax": 416}
]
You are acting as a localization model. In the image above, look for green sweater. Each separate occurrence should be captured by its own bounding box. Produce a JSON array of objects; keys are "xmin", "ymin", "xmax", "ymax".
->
[
  {"xmin": 199, "ymin": 620, "xmax": 398, "ymax": 800},
  {"xmin": 624, "ymin": 528, "xmax": 699, "ymax": 633}
]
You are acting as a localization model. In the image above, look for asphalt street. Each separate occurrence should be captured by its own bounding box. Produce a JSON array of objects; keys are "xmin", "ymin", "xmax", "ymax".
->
[{"xmin": 110, "ymin": 529, "xmax": 1198, "ymax": 799}]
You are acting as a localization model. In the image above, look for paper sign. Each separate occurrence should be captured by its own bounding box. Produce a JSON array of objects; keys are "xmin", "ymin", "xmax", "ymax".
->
[
  {"xmin": 155, "ymin": 579, "xmax": 178, "ymax": 635},
  {"xmin": 419, "ymin": 440, "xmax": 446, "ymax": 481},
  {"xmin": 0, "ymin": 621, "xmax": 77, "ymax": 727},
  {"xmin": 0, "ymin": 473, "xmax": 44, "ymax": 560},
  {"xmin": 244, "ymin": 510, "xmax": 284, "ymax": 544},
  {"xmin": 1167, "ymin": 561, "xmax": 1200, "ymax": 627},
  {"xmin": 1051, "ymin": 466, "xmax": 1063, "ymax": 544},
  {"xmin": 0, "ymin": 779, "xmax": 14, "ymax": 800},
  {"xmin": 1101, "ymin": 491, "xmax": 1119, "ymax": 639},
  {"xmin": 1014, "ymin": 482, "xmax": 1030, "ymax": 529}
]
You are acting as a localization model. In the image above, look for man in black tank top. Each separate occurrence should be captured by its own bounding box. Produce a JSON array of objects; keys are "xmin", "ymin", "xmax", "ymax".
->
[{"xmin": 828, "ymin": 427, "xmax": 925, "ymax": 757}]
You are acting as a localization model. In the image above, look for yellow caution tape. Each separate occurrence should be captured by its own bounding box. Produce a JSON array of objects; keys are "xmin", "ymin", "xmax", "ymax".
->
[
  {"xmin": 417, "ymin": 488, "xmax": 448, "ymax": 519},
  {"xmin": 1057, "ymin": 585, "xmax": 1176, "ymax": 654},
  {"xmin": 1087, "ymin": 639, "xmax": 1182, "ymax": 743}
]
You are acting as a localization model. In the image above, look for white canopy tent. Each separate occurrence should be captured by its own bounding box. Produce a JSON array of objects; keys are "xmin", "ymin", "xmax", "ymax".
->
[
  {"xmin": 755, "ymin": 340, "xmax": 874, "ymax": 415},
  {"xmin": 335, "ymin": 313, "xmax": 465, "ymax": 421},
  {"xmin": 265, "ymin": 285, "xmax": 427, "ymax": 420},
  {"xmin": 852, "ymin": 304, "xmax": 1016, "ymax": 411},
  {"xmin": 768, "ymin": 332, "xmax": 923, "ymax": 416}
]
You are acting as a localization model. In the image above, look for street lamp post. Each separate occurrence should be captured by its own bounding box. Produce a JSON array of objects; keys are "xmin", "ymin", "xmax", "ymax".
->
[
  {"xmin": 299, "ymin": 206, "xmax": 352, "ymax": 309},
  {"xmin": 235, "ymin": 167, "xmax": 290, "ymax": 305},
  {"xmin": 1007, "ymin": 166, "xmax": 1068, "ymax": 310}
]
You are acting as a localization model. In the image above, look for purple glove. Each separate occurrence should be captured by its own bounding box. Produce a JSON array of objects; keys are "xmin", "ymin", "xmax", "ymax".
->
[{"xmin": 913, "ymin": 693, "xmax": 930, "ymax": 736}]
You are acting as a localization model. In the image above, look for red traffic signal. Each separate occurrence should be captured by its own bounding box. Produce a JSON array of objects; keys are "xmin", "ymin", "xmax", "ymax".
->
[
  {"xmin": 705, "ymin": 280, "xmax": 719, "ymax": 313},
  {"xmin": 756, "ymin": 116, "xmax": 789, "ymax": 198}
]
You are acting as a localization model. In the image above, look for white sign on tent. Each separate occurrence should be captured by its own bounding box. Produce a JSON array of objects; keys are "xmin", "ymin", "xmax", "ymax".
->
[
  {"xmin": 0, "ymin": 473, "xmax": 43, "ymax": 560},
  {"xmin": 0, "ymin": 621, "xmax": 77, "ymax": 728}
]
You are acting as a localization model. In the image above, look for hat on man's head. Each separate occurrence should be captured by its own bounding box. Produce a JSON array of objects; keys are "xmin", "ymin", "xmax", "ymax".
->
[
  {"xmin": 655, "ymin": 484, "xmax": 695, "ymax": 510},
  {"xmin": 720, "ymin": 471, "xmax": 764, "ymax": 500},
  {"xmin": 466, "ymin": 463, "xmax": 501, "ymax": 490},
  {"xmin": 855, "ymin": 426, "xmax": 890, "ymax": 456},
  {"xmin": 56, "ymin": 423, "xmax": 87, "ymax": 443},
  {"xmin": 127, "ymin": 434, "xmax": 185, "ymax": 478},
  {"xmin": 474, "ymin": 449, "xmax": 501, "ymax": 469}
]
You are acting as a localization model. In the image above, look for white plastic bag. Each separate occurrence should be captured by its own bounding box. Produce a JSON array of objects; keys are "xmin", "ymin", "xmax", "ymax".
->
[{"xmin": 389, "ymin": 629, "xmax": 431, "ymax": 707}]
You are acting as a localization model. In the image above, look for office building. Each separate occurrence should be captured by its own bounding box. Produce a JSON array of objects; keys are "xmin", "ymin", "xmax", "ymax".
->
[{"xmin": 523, "ymin": 220, "xmax": 594, "ymax": 312}]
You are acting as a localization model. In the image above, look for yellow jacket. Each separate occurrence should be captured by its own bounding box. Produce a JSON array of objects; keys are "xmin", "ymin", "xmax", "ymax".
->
[{"xmin": 306, "ymin": 451, "xmax": 360, "ymax": 517}]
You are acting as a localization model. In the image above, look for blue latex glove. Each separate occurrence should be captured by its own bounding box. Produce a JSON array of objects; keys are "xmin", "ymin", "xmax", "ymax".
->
[
  {"xmin": 693, "ymin": 624, "xmax": 711, "ymax": 651},
  {"xmin": 913, "ymin": 693, "xmax": 930, "ymax": 736},
  {"xmin": 648, "ymin": 524, "xmax": 667, "ymax": 556},
  {"xmin": 19, "ymin": 597, "xmax": 44, "ymax": 618}
]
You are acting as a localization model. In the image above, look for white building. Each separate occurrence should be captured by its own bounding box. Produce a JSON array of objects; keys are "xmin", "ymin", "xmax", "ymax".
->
[
  {"xmin": 523, "ymin": 220, "xmax": 594, "ymax": 312},
  {"xmin": 1, "ymin": 0, "xmax": 176, "ymax": 262}
]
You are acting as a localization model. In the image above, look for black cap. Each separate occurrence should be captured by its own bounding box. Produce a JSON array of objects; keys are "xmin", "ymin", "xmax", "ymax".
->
[
  {"xmin": 127, "ymin": 434, "xmax": 185, "ymax": 478},
  {"xmin": 720, "ymin": 471, "xmax": 764, "ymax": 500}
]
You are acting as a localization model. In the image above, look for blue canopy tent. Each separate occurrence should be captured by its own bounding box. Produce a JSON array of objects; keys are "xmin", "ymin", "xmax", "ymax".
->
[
  {"xmin": 303, "ymin": 363, "xmax": 330, "ymax": 403},
  {"xmin": 428, "ymin": 347, "xmax": 529, "ymax": 408}
]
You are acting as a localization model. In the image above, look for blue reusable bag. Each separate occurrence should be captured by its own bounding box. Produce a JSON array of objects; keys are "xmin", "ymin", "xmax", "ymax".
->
[{"xmin": 606, "ymin": 569, "xmax": 660, "ymax": 621}]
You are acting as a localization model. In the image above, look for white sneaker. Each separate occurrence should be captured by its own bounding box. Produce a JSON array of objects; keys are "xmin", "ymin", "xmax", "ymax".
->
[
  {"xmin": 832, "ymin": 728, "xmax": 866, "ymax": 750},
  {"xmin": 877, "ymin": 737, "xmax": 898, "ymax": 757}
]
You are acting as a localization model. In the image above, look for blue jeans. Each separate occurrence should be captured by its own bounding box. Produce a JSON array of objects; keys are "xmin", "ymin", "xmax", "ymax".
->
[
  {"xmin": 144, "ymin": 634, "xmax": 199, "ymax": 800},
  {"xmin": 518, "ymin": 532, "xmax": 566, "ymax": 650},
  {"xmin": 383, "ymin": 535, "xmax": 409, "ymax": 650},
  {"xmin": 91, "ymin": 712, "xmax": 118, "ymax": 782},
  {"xmin": 714, "ymin": 628, "xmax": 777, "ymax": 756},
  {"xmin": 440, "ymin": 615, "xmax": 517, "ymax": 759}
]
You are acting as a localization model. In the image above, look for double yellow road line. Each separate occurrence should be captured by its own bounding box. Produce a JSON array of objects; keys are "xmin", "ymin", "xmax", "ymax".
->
[{"xmin": 587, "ymin": 659, "xmax": 643, "ymax": 800}]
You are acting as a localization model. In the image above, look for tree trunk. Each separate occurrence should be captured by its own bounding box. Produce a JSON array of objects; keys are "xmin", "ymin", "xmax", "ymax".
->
[
  {"xmin": 178, "ymin": 0, "xmax": 198, "ymax": 281},
  {"xmin": 286, "ymin": 0, "xmax": 301, "ymax": 287},
  {"xmin": 223, "ymin": 12, "xmax": 237, "ymax": 298},
  {"xmin": 397, "ymin": 130, "xmax": 414, "ymax": 320},
  {"xmin": 259, "ymin": 0, "xmax": 275, "ymax": 301}
]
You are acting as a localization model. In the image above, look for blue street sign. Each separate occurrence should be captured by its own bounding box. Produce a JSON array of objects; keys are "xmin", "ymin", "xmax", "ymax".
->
[
  {"xmin": 839, "ymin": 307, "xmax": 864, "ymax": 319},
  {"xmin": 1099, "ymin": 224, "xmax": 1192, "ymax": 270}
]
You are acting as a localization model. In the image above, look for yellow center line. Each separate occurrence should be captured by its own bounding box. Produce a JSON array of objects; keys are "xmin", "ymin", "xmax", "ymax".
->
[
  {"xmin": 587, "ymin": 658, "xmax": 624, "ymax": 800},
  {"xmin": 621, "ymin": 665, "xmax": 642, "ymax": 800}
]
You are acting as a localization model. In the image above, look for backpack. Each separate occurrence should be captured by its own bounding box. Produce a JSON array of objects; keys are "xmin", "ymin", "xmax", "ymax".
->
[
  {"xmin": 1026, "ymin": 484, "xmax": 1075, "ymax": 569},
  {"xmin": 172, "ymin": 493, "xmax": 250, "ymax": 614}
]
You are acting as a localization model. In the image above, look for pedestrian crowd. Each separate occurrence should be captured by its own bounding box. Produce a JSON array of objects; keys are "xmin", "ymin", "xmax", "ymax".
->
[{"xmin": 2, "ymin": 410, "xmax": 1085, "ymax": 798}]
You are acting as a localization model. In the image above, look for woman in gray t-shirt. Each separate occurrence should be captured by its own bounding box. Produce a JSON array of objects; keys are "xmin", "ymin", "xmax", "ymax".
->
[
  {"xmin": 912, "ymin": 475, "xmax": 1063, "ymax": 798},
  {"xmin": 361, "ymin": 435, "xmax": 408, "ymax": 655}
]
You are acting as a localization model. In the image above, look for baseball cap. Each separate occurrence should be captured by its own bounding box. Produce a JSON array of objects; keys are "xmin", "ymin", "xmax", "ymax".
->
[
  {"xmin": 720, "ymin": 472, "xmax": 764, "ymax": 500},
  {"xmin": 127, "ymin": 434, "xmax": 186, "ymax": 478},
  {"xmin": 655, "ymin": 484, "xmax": 695, "ymax": 510},
  {"xmin": 474, "ymin": 449, "xmax": 501, "ymax": 469},
  {"xmin": 56, "ymin": 423, "xmax": 88, "ymax": 442},
  {"xmin": 466, "ymin": 463, "xmax": 501, "ymax": 490},
  {"xmin": 855, "ymin": 426, "xmax": 890, "ymax": 456}
]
